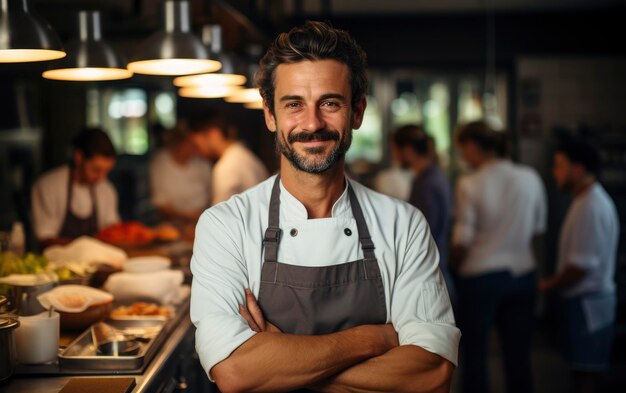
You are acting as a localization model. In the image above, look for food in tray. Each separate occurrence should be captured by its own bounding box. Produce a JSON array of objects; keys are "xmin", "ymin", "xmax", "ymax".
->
[
  {"xmin": 154, "ymin": 224, "xmax": 181, "ymax": 242},
  {"xmin": 57, "ymin": 293, "xmax": 88, "ymax": 309},
  {"xmin": 0, "ymin": 253, "xmax": 88, "ymax": 292},
  {"xmin": 97, "ymin": 221, "xmax": 182, "ymax": 245},
  {"xmin": 97, "ymin": 221, "xmax": 157, "ymax": 245},
  {"xmin": 0, "ymin": 252, "xmax": 48, "ymax": 276},
  {"xmin": 110, "ymin": 302, "xmax": 172, "ymax": 318}
]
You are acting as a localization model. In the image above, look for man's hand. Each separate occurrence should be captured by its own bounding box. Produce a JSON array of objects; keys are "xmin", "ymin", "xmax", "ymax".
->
[
  {"xmin": 538, "ymin": 266, "xmax": 586, "ymax": 294},
  {"xmin": 239, "ymin": 288, "xmax": 281, "ymax": 333}
]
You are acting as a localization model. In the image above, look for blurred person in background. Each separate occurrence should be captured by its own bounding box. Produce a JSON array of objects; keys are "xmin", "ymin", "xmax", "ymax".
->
[
  {"xmin": 188, "ymin": 110, "xmax": 268, "ymax": 205},
  {"xmin": 372, "ymin": 132, "xmax": 413, "ymax": 200},
  {"xmin": 540, "ymin": 136, "xmax": 619, "ymax": 393},
  {"xmin": 452, "ymin": 120, "xmax": 547, "ymax": 393},
  {"xmin": 149, "ymin": 121, "xmax": 212, "ymax": 223},
  {"xmin": 392, "ymin": 124, "xmax": 454, "ymax": 298},
  {"xmin": 31, "ymin": 128, "xmax": 120, "ymax": 247}
]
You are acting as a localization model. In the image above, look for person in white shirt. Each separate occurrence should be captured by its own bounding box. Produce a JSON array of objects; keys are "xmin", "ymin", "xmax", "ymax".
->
[
  {"xmin": 190, "ymin": 21, "xmax": 460, "ymax": 392},
  {"xmin": 540, "ymin": 136, "xmax": 619, "ymax": 393},
  {"xmin": 452, "ymin": 121, "xmax": 547, "ymax": 393},
  {"xmin": 149, "ymin": 122, "xmax": 212, "ymax": 222},
  {"xmin": 31, "ymin": 128, "xmax": 120, "ymax": 247},
  {"xmin": 188, "ymin": 110, "xmax": 268, "ymax": 205}
]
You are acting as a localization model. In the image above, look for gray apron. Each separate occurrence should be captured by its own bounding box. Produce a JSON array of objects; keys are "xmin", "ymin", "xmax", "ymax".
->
[
  {"xmin": 58, "ymin": 171, "xmax": 99, "ymax": 239},
  {"xmin": 257, "ymin": 176, "xmax": 387, "ymax": 335}
]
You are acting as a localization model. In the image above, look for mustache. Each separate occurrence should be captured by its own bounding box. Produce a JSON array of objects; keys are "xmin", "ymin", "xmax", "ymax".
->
[{"xmin": 288, "ymin": 130, "xmax": 340, "ymax": 144}]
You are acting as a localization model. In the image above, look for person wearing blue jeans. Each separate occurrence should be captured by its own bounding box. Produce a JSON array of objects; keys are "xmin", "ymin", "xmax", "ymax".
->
[
  {"xmin": 456, "ymin": 270, "xmax": 537, "ymax": 393},
  {"xmin": 452, "ymin": 121, "xmax": 547, "ymax": 393},
  {"xmin": 540, "ymin": 136, "xmax": 619, "ymax": 393}
]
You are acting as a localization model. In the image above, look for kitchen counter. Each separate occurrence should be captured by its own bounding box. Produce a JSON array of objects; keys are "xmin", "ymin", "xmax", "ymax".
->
[{"xmin": 0, "ymin": 300, "xmax": 212, "ymax": 393}]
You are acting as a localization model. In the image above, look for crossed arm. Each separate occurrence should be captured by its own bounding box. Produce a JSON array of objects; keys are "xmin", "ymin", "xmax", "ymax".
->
[{"xmin": 211, "ymin": 289, "xmax": 454, "ymax": 393}]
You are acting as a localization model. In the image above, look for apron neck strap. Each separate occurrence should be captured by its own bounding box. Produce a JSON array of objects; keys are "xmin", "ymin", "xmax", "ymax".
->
[
  {"xmin": 263, "ymin": 176, "xmax": 282, "ymax": 263},
  {"xmin": 263, "ymin": 174, "xmax": 376, "ymax": 263},
  {"xmin": 346, "ymin": 184, "xmax": 377, "ymax": 262}
]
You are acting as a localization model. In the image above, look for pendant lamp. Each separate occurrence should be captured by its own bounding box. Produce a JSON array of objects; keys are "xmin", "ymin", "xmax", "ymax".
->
[
  {"xmin": 178, "ymin": 84, "xmax": 242, "ymax": 99},
  {"xmin": 127, "ymin": 0, "xmax": 220, "ymax": 76},
  {"xmin": 173, "ymin": 24, "xmax": 246, "ymax": 88},
  {"xmin": 224, "ymin": 87, "xmax": 262, "ymax": 104},
  {"xmin": 42, "ymin": 11, "xmax": 132, "ymax": 81},
  {"xmin": 174, "ymin": 72, "xmax": 246, "ymax": 88},
  {"xmin": 244, "ymin": 100, "xmax": 263, "ymax": 110},
  {"xmin": 0, "ymin": 0, "xmax": 65, "ymax": 62}
]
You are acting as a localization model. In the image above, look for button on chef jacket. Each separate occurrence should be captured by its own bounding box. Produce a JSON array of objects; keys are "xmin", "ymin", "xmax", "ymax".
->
[{"xmin": 190, "ymin": 175, "xmax": 460, "ymax": 380}]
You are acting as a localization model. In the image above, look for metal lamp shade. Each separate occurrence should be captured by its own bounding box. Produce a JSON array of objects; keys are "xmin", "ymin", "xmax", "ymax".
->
[
  {"xmin": 42, "ymin": 11, "xmax": 132, "ymax": 81},
  {"xmin": 244, "ymin": 101, "xmax": 263, "ymax": 110},
  {"xmin": 224, "ymin": 88, "xmax": 262, "ymax": 104},
  {"xmin": 127, "ymin": 0, "xmax": 220, "ymax": 76},
  {"xmin": 173, "ymin": 69, "xmax": 246, "ymax": 88},
  {"xmin": 178, "ymin": 84, "xmax": 242, "ymax": 98},
  {"xmin": 0, "ymin": 0, "xmax": 65, "ymax": 62}
]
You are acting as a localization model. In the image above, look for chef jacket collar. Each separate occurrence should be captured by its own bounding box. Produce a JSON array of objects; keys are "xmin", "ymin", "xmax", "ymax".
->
[{"xmin": 279, "ymin": 177, "xmax": 351, "ymax": 220}]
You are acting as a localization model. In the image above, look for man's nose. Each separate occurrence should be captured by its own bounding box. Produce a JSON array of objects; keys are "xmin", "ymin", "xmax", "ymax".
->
[{"xmin": 302, "ymin": 106, "xmax": 326, "ymax": 132}]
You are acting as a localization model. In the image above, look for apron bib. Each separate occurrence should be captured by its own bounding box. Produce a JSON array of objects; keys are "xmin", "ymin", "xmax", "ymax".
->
[
  {"xmin": 257, "ymin": 176, "xmax": 387, "ymax": 335},
  {"xmin": 58, "ymin": 171, "xmax": 99, "ymax": 238}
]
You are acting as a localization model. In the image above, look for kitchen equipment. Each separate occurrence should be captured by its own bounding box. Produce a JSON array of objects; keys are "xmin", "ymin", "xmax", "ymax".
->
[
  {"xmin": 59, "ymin": 301, "xmax": 112, "ymax": 331},
  {"xmin": 0, "ymin": 295, "xmax": 8, "ymax": 310},
  {"xmin": 5, "ymin": 280, "xmax": 56, "ymax": 316},
  {"xmin": 123, "ymin": 256, "xmax": 170, "ymax": 273},
  {"xmin": 0, "ymin": 316, "xmax": 20, "ymax": 381},
  {"xmin": 14, "ymin": 311, "xmax": 60, "ymax": 364},
  {"xmin": 59, "ymin": 317, "xmax": 165, "ymax": 370},
  {"xmin": 96, "ymin": 340, "xmax": 141, "ymax": 356},
  {"xmin": 37, "ymin": 285, "xmax": 114, "ymax": 331}
]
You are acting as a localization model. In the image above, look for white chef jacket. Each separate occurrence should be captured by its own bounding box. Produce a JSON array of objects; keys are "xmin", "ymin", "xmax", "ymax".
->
[
  {"xmin": 190, "ymin": 175, "xmax": 460, "ymax": 379},
  {"xmin": 558, "ymin": 183, "xmax": 619, "ymax": 298},
  {"xmin": 31, "ymin": 165, "xmax": 120, "ymax": 240},
  {"xmin": 211, "ymin": 142, "xmax": 269, "ymax": 205},
  {"xmin": 453, "ymin": 160, "xmax": 547, "ymax": 276},
  {"xmin": 149, "ymin": 149, "xmax": 212, "ymax": 214}
]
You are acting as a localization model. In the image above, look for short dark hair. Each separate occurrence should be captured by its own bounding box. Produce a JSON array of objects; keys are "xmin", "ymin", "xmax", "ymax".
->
[
  {"xmin": 187, "ymin": 109, "xmax": 233, "ymax": 139},
  {"xmin": 255, "ymin": 20, "xmax": 368, "ymax": 113},
  {"xmin": 392, "ymin": 124, "xmax": 430, "ymax": 156},
  {"xmin": 72, "ymin": 128, "xmax": 116, "ymax": 159},
  {"xmin": 555, "ymin": 135, "xmax": 601, "ymax": 175},
  {"xmin": 456, "ymin": 121, "xmax": 500, "ymax": 153}
]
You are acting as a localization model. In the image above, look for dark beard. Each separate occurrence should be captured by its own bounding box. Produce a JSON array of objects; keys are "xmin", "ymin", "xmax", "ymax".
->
[{"xmin": 275, "ymin": 128, "xmax": 352, "ymax": 174}]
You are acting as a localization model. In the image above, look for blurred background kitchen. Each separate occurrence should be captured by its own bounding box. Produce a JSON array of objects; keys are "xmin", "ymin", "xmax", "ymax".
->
[{"xmin": 1, "ymin": 0, "xmax": 625, "ymax": 392}]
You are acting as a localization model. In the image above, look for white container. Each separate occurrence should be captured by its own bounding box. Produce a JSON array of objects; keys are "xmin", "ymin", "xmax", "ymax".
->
[
  {"xmin": 15, "ymin": 311, "xmax": 60, "ymax": 364},
  {"xmin": 9, "ymin": 222, "xmax": 25, "ymax": 255}
]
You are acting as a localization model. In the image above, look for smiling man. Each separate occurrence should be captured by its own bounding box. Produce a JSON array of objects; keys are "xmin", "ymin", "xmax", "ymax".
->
[{"xmin": 190, "ymin": 21, "xmax": 460, "ymax": 392}]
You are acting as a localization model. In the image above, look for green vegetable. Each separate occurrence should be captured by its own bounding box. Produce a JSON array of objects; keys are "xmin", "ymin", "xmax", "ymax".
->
[{"xmin": 0, "ymin": 252, "xmax": 48, "ymax": 277}]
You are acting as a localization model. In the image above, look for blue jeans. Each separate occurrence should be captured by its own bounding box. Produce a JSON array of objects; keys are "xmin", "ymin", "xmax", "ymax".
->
[{"xmin": 457, "ymin": 270, "xmax": 537, "ymax": 393}]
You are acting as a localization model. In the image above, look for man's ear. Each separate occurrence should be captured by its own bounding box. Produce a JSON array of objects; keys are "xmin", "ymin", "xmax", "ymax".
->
[
  {"xmin": 351, "ymin": 96, "xmax": 367, "ymax": 130},
  {"xmin": 263, "ymin": 100, "xmax": 277, "ymax": 132}
]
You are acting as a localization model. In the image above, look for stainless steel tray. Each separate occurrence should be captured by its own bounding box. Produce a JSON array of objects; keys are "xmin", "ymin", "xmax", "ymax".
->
[{"xmin": 58, "ymin": 318, "xmax": 165, "ymax": 371}]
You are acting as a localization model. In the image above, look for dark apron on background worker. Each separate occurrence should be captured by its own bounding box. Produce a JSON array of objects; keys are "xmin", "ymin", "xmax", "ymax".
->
[
  {"xmin": 58, "ymin": 172, "xmax": 99, "ymax": 239},
  {"xmin": 257, "ymin": 175, "xmax": 387, "ymax": 335}
]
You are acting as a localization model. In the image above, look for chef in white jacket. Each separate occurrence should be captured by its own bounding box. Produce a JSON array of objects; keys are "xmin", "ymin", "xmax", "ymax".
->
[
  {"xmin": 31, "ymin": 128, "xmax": 119, "ymax": 247},
  {"xmin": 190, "ymin": 21, "xmax": 460, "ymax": 393},
  {"xmin": 540, "ymin": 136, "xmax": 619, "ymax": 393}
]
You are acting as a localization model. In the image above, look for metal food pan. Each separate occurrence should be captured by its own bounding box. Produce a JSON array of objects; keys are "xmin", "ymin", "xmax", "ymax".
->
[{"xmin": 58, "ymin": 318, "xmax": 165, "ymax": 371}]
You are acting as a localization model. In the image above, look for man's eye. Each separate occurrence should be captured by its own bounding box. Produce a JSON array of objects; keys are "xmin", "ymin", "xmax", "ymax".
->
[
  {"xmin": 286, "ymin": 102, "xmax": 301, "ymax": 108},
  {"xmin": 321, "ymin": 101, "xmax": 341, "ymax": 111}
]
